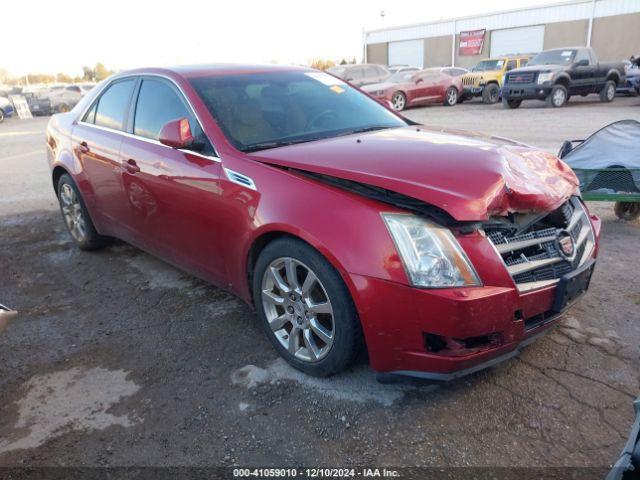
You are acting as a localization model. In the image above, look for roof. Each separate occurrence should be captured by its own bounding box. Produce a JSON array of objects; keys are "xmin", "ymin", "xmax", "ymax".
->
[{"xmin": 116, "ymin": 63, "xmax": 313, "ymax": 79}]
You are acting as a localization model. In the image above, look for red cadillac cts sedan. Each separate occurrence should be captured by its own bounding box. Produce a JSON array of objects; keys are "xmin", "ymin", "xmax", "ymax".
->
[{"xmin": 46, "ymin": 64, "xmax": 601, "ymax": 380}]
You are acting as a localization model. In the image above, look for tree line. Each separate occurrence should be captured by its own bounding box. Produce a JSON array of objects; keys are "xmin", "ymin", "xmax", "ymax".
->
[{"xmin": 0, "ymin": 62, "xmax": 115, "ymax": 85}]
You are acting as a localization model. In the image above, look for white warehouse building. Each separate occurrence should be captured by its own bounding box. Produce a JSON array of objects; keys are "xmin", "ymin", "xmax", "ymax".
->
[{"xmin": 364, "ymin": 0, "xmax": 640, "ymax": 69}]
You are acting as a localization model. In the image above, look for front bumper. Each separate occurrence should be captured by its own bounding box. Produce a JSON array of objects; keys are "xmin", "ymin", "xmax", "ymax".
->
[
  {"xmin": 502, "ymin": 83, "xmax": 552, "ymax": 101},
  {"xmin": 463, "ymin": 85, "xmax": 484, "ymax": 98},
  {"xmin": 349, "ymin": 214, "xmax": 601, "ymax": 380}
]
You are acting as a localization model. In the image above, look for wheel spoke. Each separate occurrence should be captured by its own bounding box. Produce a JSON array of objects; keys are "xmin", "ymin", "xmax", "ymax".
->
[
  {"xmin": 310, "ymin": 319, "xmax": 333, "ymax": 344},
  {"xmin": 262, "ymin": 289, "xmax": 285, "ymax": 307},
  {"xmin": 288, "ymin": 327, "xmax": 301, "ymax": 354},
  {"xmin": 303, "ymin": 329, "xmax": 320, "ymax": 361},
  {"xmin": 284, "ymin": 258, "xmax": 300, "ymax": 290},
  {"xmin": 268, "ymin": 266, "xmax": 290, "ymax": 293},
  {"xmin": 269, "ymin": 313, "xmax": 290, "ymax": 332},
  {"xmin": 308, "ymin": 301, "xmax": 332, "ymax": 315},
  {"xmin": 300, "ymin": 270, "xmax": 317, "ymax": 296}
]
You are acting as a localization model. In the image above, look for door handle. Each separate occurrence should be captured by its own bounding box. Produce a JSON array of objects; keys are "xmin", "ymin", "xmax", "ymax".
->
[
  {"xmin": 78, "ymin": 141, "xmax": 90, "ymax": 154},
  {"xmin": 124, "ymin": 158, "xmax": 140, "ymax": 174}
]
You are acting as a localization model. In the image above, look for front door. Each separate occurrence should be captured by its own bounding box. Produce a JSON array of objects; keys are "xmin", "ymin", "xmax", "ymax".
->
[{"xmin": 118, "ymin": 77, "xmax": 227, "ymax": 284}]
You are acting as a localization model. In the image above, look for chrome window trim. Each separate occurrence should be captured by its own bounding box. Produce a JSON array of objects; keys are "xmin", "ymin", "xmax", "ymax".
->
[
  {"xmin": 76, "ymin": 120, "xmax": 221, "ymax": 163},
  {"xmin": 77, "ymin": 72, "xmax": 219, "ymax": 159}
]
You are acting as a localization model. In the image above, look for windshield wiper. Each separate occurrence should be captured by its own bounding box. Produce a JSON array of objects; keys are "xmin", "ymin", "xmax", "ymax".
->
[
  {"xmin": 241, "ymin": 126, "xmax": 396, "ymax": 153},
  {"xmin": 241, "ymin": 136, "xmax": 329, "ymax": 153}
]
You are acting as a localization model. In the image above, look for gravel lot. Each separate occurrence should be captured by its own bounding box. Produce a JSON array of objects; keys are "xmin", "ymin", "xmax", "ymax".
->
[{"xmin": 1, "ymin": 96, "xmax": 639, "ymax": 472}]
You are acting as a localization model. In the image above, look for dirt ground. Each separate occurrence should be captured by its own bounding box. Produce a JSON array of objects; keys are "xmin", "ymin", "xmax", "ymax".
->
[{"xmin": 0, "ymin": 96, "xmax": 639, "ymax": 471}]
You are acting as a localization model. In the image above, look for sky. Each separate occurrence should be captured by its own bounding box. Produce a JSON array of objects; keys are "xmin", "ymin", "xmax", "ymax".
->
[{"xmin": 4, "ymin": 0, "xmax": 559, "ymax": 76}]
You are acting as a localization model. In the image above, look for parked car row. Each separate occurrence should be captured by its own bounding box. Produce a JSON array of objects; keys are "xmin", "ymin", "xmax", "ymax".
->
[
  {"xmin": 327, "ymin": 46, "xmax": 630, "ymax": 111},
  {"xmin": 0, "ymin": 83, "xmax": 96, "ymax": 121}
]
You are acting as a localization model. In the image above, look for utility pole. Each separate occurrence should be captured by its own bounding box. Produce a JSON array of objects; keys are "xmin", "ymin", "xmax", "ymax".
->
[{"xmin": 586, "ymin": 0, "xmax": 596, "ymax": 47}]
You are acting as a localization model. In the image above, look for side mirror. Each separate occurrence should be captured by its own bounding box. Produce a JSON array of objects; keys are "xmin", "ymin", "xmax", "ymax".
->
[
  {"xmin": 576, "ymin": 59, "xmax": 589, "ymax": 67},
  {"xmin": 159, "ymin": 118, "xmax": 194, "ymax": 149}
]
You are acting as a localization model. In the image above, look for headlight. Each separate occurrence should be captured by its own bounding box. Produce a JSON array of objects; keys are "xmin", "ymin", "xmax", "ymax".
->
[
  {"xmin": 537, "ymin": 73, "xmax": 553, "ymax": 84},
  {"xmin": 382, "ymin": 213, "xmax": 481, "ymax": 288}
]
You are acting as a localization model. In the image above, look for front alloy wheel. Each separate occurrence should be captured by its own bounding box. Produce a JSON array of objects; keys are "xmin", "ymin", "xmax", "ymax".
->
[
  {"xmin": 253, "ymin": 237, "xmax": 362, "ymax": 376},
  {"xmin": 261, "ymin": 257, "xmax": 334, "ymax": 362},
  {"xmin": 444, "ymin": 87, "xmax": 458, "ymax": 106},
  {"xmin": 391, "ymin": 92, "xmax": 406, "ymax": 111}
]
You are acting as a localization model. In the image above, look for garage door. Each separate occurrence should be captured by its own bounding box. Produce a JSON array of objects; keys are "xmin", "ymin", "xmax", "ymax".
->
[
  {"xmin": 388, "ymin": 39, "xmax": 424, "ymax": 68},
  {"xmin": 490, "ymin": 25, "xmax": 545, "ymax": 57}
]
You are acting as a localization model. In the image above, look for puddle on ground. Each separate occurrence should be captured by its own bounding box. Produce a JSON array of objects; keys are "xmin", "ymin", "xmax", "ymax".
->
[{"xmin": 0, "ymin": 367, "xmax": 140, "ymax": 453}]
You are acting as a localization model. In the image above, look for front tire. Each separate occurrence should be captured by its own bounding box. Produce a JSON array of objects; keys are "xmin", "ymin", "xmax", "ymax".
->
[
  {"xmin": 546, "ymin": 84, "xmax": 568, "ymax": 108},
  {"xmin": 482, "ymin": 83, "xmax": 500, "ymax": 104},
  {"xmin": 391, "ymin": 91, "xmax": 406, "ymax": 111},
  {"xmin": 56, "ymin": 174, "xmax": 110, "ymax": 250},
  {"xmin": 443, "ymin": 87, "xmax": 458, "ymax": 106},
  {"xmin": 253, "ymin": 238, "xmax": 362, "ymax": 377},
  {"xmin": 600, "ymin": 80, "xmax": 616, "ymax": 102},
  {"xmin": 614, "ymin": 202, "xmax": 640, "ymax": 221},
  {"xmin": 502, "ymin": 98, "xmax": 522, "ymax": 109}
]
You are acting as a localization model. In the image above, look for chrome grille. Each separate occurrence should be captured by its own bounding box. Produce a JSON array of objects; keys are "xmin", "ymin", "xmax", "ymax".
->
[
  {"xmin": 462, "ymin": 76, "xmax": 480, "ymax": 87},
  {"xmin": 485, "ymin": 197, "xmax": 595, "ymax": 292}
]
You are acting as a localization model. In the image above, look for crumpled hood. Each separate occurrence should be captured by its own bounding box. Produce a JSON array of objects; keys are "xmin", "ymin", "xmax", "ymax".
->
[{"xmin": 250, "ymin": 126, "xmax": 579, "ymax": 221}]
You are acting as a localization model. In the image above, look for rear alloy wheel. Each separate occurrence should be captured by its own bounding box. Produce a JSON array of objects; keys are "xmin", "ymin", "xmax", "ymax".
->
[
  {"xmin": 444, "ymin": 87, "xmax": 458, "ymax": 106},
  {"xmin": 546, "ymin": 85, "xmax": 568, "ymax": 108},
  {"xmin": 57, "ymin": 174, "xmax": 110, "ymax": 250},
  {"xmin": 614, "ymin": 202, "xmax": 640, "ymax": 221},
  {"xmin": 600, "ymin": 80, "xmax": 616, "ymax": 103},
  {"xmin": 253, "ymin": 238, "xmax": 362, "ymax": 377},
  {"xmin": 502, "ymin": 98, "xmax": 522, "ymax": 109},
  {"xmin": 482, "ymin": 83, "xmax": 500, "ymax": 104},
  {"xmin": 391, "ymin": 91, "xmax": 406, "ymax": 111}
]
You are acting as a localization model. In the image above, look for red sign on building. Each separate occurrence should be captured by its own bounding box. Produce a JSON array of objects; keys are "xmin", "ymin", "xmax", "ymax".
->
[{"xmin": 459, "ymin": 29, "xmax": 486, "ymax": 56}]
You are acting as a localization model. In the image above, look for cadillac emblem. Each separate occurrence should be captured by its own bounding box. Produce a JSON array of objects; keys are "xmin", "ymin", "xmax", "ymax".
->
[{"xmin": 556, "ymin": 230, "xmax": 576, "ymax": 261}]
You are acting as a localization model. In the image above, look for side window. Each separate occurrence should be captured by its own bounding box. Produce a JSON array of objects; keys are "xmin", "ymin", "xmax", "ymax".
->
[
  {"xmin": 83, "ymin": 102, "xmax": 97, "ymax": 124},
  {"xmin": 376, "ymin": 66, "xmax": 388, "ymax": 76},
  {"xmin": 94, "ymin": 79, "xmax": 135, "ymax": 131},
  {"xmin": 506, "ymin": 60, "xmax": 517, "ymax": 71},
  {"xmin": 575, "ymin": 49, "xmax": 590, "ymax": 65},
  {"xmin": 519, "ymin": 58, "xmax": 529, "ymax": 67},
  {"xmin": 349, "ymin": 68, "xmax": 364, "ymax": 80},
  {"xmin": 133, "ymin": 78, "xmax": 198, "ymax": 140}
]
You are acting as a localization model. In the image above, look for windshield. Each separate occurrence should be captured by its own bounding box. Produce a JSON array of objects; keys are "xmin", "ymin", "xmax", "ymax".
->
[
  {"xmin": 388, "ymin": 71, "xmax": 416, "ymax": 83},
  {"xmin": 472, "ymin": 59, "xmax": 505, "ymax": 72},
  {"xmin": 190, "ymin": 71, "xmax": 406, "ymax": 152},
  {"xmin": 529, "ymin": 49, "xmax": 576, "ymax": 66}
]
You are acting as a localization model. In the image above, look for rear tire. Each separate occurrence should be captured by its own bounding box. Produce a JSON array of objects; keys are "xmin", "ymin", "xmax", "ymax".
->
[
  {"xmin": 599, "ymin": 80, "xmax": 616, "ymax": 103},
  {"xmin": 502, "ymin": 98, "xmax": 522, "ymax": 109},
  {"xmin": 443, "ymin": 87, "xmax": 458, "ymax": 106},
  {"xmin": 614, "ymin": 202, "xmax": 640, "ymax": 221},
  {"xmin": 56, "ymin": 174, "xmax": 110, "ymax": 250},
  {"xmin": 546, "ymin": 84, "xmax": 568, "ymax": 108},
  {"xmin": 252, "ymin": 237, "xmax": 363, "ymax": 377},
  {"xmin": 482, "ymin": 83, "xmax": 500, "ymax": 104}
]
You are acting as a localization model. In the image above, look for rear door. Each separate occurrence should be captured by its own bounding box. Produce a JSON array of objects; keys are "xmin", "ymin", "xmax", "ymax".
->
[
  {"xmin": 73, "ymin": 78, "xmax": 137, "ymax": 240},
  {"xmin": 118, "ymin": 76, "xmax": 226, "ymax": 282}
]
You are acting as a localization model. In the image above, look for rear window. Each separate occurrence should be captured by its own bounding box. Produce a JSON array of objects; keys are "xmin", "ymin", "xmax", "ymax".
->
[{"xmin": 94, "ymin": 79, "xmax": 135, "ymax": 131}]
